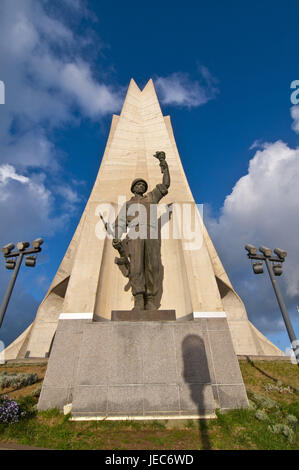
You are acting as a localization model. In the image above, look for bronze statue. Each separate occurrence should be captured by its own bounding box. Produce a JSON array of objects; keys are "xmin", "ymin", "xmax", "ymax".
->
[{"xmin": 112, "ymin": 151, "xmax": 170, "ymax": 310}]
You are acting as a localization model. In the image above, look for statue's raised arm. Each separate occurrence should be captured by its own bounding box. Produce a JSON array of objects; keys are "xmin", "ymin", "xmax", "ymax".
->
[{"xmin": 153, "ymin": 151, "xmax": 170, "ymax": 189}]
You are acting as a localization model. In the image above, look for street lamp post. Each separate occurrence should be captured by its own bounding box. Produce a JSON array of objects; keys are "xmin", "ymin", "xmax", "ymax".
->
[
  {"xmin": 245, "ymin": 244, "xmax": 299, "ymax": 367},
  {"xmin": 0, "ymin": 239, "xmax": 43, "ymax": 328}
]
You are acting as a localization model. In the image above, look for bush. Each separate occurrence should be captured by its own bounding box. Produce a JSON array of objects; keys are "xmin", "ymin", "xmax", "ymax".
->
[
  {"xmin": 0, "ymin": 371, "xmax": 39, "ymax": 390},
  {"xmin": 0, "ymin": 395, "xmax": 25, "ymax": 424},
  {"xmin": 255, "ymin": 410, "xmax": 269, "ymax": 421},
  {"xmin": 31, "ymin": 384, "xmax": 42, "ymax": 398},
  {"xmin": 286, "ymin": 414, "xmax": 298, "ymax": 426},
  {"xmin": 0, "ymin": 394, "xmax": 37, "ymax": 424},
  {"xmin": 251, "ymin": 393, "xmax": 278, "ymax": 409},
  {"xmin": 18, "ymin": 395, "xmax": 37, "ymax": 418},
  {"xmin": 268, "ymin": 423, "xmax": 295, "ymax": 443}
]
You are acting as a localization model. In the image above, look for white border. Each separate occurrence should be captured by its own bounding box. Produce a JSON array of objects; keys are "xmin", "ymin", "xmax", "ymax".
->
[
  {"xmin": 70, "ymin": 413, "xmax": 216, "ymax": 421},
  {"xmin": 59, "ymin": 313, "xmax": 93, "ymax": 320},
  {"xmin": 193, "ymin": 312, "xmax": 227, "ymax": 319}
]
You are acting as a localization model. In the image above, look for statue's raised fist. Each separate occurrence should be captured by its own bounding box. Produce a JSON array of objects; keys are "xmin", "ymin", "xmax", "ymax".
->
[{"xmin": 153, "ymin": 151, "xmax": 166, "ymax": 161}]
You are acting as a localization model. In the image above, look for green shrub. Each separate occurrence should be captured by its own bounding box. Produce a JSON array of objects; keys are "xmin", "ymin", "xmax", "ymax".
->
[
  {"xmin": 251, "ymin": 393, "xmax": 278, "ymax": 409},
  {"xmin": 0, "ymin": 371, "xmax": 39, "ymax": 390},
  {"xmin": 31, "ymin": 384, "xmax": 42, "ymax": 398},
  {"xmin": 286, "ymin": 414, "xmax": 298, "ymax": 427},
  {"xmin": 255, "ymin": 410, "xmax": 269, "ymax": 421},
  {"xmin": 268, "ymin": 423, "xmax": 295, "ymax": 443},
  {"xmin": 17, "ymin": 395, "xmax": 37, "ymax": 418}
]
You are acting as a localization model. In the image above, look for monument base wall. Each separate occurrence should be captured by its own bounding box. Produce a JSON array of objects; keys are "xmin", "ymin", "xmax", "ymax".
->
[{"xmin": 38, "ymin": 317, "xmax": 248, "ymax": 419}]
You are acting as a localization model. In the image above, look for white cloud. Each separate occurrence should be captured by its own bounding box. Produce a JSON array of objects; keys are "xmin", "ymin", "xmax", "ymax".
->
[
  {"xmin": 0, "ymin": 0, "xmax": 122, "ymax": 230},
  {"xmin": 58, "ymin": 61, "xmax": 122, "ymax": 117},
  {"xmin": 207, "ymin": 140, "xmax": 299, "ymax": 334},
  {"xmin": 0, "ymin": 0, "xmax": 122, "ymax": 170},
  {"xmin": 1, "ymin": 129, "xmax": 56, "ymax": 169},
  {"xmin": 0, "ymin": 164, "xmax": 66, "ymax": 237},
  {"xmin": 0, "ymin": 164, "xmax": 29, "ymax": 185},
  {"xmin": 249, "ymin": 139, "xmax": 263, "ymax": 150},
  {"xmin": 155, "ymin": 70, "xmax": 218, "ymax": 108},
  {"xmin": 55, "ymin": 184, "xmax": 80, "ymax": 205},
  {"xmin": 291, "ymin": 105, "xmax": 299, "ymax": 133}
]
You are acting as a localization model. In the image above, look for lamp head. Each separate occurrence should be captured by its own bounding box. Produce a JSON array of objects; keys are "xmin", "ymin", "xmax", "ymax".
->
[
  {"xmin": 25, "ymin": 256, "xmax": 36, "ymax": 267},
  {"xmin": 252, "ymin": 262, "xmax": 264, "ymax": 274},
  {"xmin": 273, "ymin": 263, "xmax": 283, "ymax": 276},
  {"xmin": 259, "ymin": 245, "xmax": 272, "ymax": 257},
  {"xmin": 17, "ymin": 241, "xmax": 30, "ymax": 251},
  {"xmin": 32, "ymin": 238, "xmax": 43, "ymax": 249},
  {"xmin": 274, "ymin": 248, "xmax": 287, "ymax": 259},
  {"xmin": 245, "ymin": 244, "xmax": 257, "ymax": 255},
  {"xmin": 5, "ymin": 260, "xmax": 16, "ymax": 270},
  {"xmin": 2, "ymin": 243, "xmax": 15, "ymax": 255}
]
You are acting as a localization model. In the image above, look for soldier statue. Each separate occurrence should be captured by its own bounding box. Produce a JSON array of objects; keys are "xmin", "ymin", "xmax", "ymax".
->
[{"xmin": 112, "ymin": 151, "xmax": 170, "ymax": 310}]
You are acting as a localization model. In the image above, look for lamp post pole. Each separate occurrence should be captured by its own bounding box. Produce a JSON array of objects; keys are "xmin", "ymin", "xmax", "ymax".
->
[
  {"xmin": 245, "ymin": 244, "xmax": 299, "ymax": 367},
  {"xmin": 264, "ymin": 256, "xmax": 299, "ymax": 362},
  {"xmin": 0, "ymin": 239, "xmax": 43, "ymax": 329},
  {"xmin": 0, "ymin": 252, "xmax": 24, "ymax": 328}
]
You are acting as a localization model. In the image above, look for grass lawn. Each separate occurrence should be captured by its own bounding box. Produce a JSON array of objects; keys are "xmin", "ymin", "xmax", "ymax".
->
[{"xmin": 0, "ymin": 359, "xmax": 298, "ymax": 450}]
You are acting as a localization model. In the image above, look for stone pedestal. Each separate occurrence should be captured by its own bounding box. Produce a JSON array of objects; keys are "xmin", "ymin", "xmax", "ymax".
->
[{"xmin": 38, "ymin": 316, "xmax": 248, "ymax": 419}]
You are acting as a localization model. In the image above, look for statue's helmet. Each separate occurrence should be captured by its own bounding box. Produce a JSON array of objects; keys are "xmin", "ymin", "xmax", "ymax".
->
[{"xmin": 130, "ymin": 178, "xmax": 148, "ymax": 193}]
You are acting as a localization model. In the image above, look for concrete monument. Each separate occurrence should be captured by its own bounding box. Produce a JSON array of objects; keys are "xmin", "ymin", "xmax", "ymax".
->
[
  {"xmin": 5, "ymin": 78, "xmax": 284, "ymax": 360},
  {"xmin": 3, "ymin": 78, "xmax": 285, "ymax": 419}
]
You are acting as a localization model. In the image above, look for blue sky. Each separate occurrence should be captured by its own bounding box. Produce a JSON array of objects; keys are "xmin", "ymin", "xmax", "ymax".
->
[{"xmin": 0, "ymin": 0, "xmax": 299, "ymax": 355}]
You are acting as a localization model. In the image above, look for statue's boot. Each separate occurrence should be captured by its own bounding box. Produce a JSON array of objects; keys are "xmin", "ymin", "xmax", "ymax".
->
[
  {"xmin": 145, "ymin": 296, "xmax": 156, "ymax": 310},
  {"xmin": 132, "ymin": 293, "xmax": 144, "ymax": 310}
]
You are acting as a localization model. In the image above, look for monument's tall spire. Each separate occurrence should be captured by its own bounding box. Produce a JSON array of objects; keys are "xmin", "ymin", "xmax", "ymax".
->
[{"xmin": 5, "ymin": 79, "xmax": 284, "ymax": 359}]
